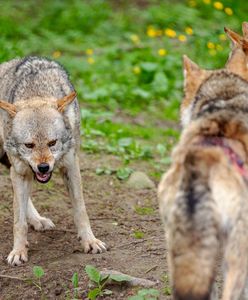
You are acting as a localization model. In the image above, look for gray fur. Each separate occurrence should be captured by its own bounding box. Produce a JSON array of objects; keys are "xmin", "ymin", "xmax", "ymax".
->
[
  {"xmin": 0, "ymin": 56, "xmax": 106, "ymax": 266},
  {"xmin": 0, "ymin": 56, "xmax": 80, "ymax": 166}
]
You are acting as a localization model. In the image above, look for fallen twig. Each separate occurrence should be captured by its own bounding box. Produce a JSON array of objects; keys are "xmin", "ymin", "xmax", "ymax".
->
[
  {"xmin": 0, "ymin": 274, "xmax": 26, "ymax": 281},
  {"xmin": 145, "ymin": 265, "xmax": 158, "ymax": 274},
  {"xmin": 100, "ymin": 269, "xmax": 158, "ymax": 287}
]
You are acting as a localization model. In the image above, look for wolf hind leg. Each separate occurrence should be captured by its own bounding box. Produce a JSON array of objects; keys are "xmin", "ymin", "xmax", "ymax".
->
[
  {"xmin": 221, "ymin": 218, "xmax": 248, "ymax": 300},
  {"xmin": 27, "ymin": 198, "xmax": 55, "ymax": 231}
]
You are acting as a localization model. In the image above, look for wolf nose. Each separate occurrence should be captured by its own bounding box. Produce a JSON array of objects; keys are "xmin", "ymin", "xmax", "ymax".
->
[{"xmin": 37, "ymin": 163, "xmax": 50, "ymax": 174}]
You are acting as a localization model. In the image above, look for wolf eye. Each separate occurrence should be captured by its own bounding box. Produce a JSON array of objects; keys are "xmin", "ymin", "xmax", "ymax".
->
[
  {"xmin": 48, "ymin": 140, "xmax": 57, "ymax": 147},
  {"xmin": 25, "ymin": 143, "xmax": 35, "ymax": 149}
]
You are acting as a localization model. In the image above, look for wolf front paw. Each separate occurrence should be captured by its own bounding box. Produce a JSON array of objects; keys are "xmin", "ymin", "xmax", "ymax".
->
[
  {"xmin": 29, "ymin": 216, "xmax": 55, "ymax": 231},
  {"xmin": 7, "ymin": 248, "xmax": 28, "ymax": 266},
  {"xmin": 81, "ymin": 238, "xmax": 107, "ymax": 254}
]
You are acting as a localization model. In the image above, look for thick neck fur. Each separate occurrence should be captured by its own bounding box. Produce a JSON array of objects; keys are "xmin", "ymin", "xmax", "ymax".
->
[{"xmin": 191, "ymin": 70, "xmax": 248, "ymax": 120}]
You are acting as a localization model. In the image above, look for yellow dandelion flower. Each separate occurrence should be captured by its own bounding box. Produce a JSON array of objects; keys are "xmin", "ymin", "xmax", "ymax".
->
[
  {"xmin": 86, "ymin": 48, "xmax": 94, "ymax": 55},
  {"xmin": 203, "ymin": 0, "xmax": 211, "ymax": 4},
  {"xmin": 87, "ymin": 57, "xmax": 95, "ymax": 64},
  {"xmin": 130, "ymin": 34, "xmax": 140, "ymax": 43},
  {"xmin": 185, "ymin": 27, "xmax": 193, "ymax": 35},
  {"xmin": 133, "ymin": 66, "xmax": 141, "ymax": 74},
  {"xmin": 224, "ymin": 7, "xmax": 233, "ymax": 15},
  {"xmin": 213, "ymin": 1, "xmax": 223, "ymax": 10},
  {"xmin": 207, "ymin": 42, "xmax": 215, "ymax": 49},
  {"xmin": 188, "ymin": 0, "xmax": 197, "ymax": 7},
  {"xmin": 164, "ymin": 28, "xmax": 177, "ymax": 38},
  {"xmin": 147, "ymin": 27, "xmax": 157, "ymax": 38},
  {"xmin": 216, "ymin": 44, "xmax": 223, "ymax": 51},
  {"xmin": 219, "ymin": 34, "xmax": 227, "ymax": 41},
  {"xmin": 178, "ymin": 34, "xmax": 187, "ymax": 42},
  {"xmin": 158, "ymin": 49, "xmax": 167, "ymax": 56},
  {"xmin": 52, "ymin": 51, "xmax": 61, "ymax": 59},
  {"xmin": 209, "ymin": 49, "xmax": 217, "ymax": 56}
]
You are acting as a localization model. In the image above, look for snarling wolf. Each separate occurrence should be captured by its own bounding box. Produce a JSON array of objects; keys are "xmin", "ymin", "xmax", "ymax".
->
[
  {"xmin": 0, "ymin": 56, "xmax": 106, "ymax": 266},
  {"xmin": 158, "ymin": 30, "xmax": 248, "ymax": 299}
]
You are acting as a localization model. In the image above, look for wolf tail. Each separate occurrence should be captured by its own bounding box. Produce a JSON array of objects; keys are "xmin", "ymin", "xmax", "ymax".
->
[{"xmin": 168, "ymin": 148, "xmax": 221, "ymax": 300}]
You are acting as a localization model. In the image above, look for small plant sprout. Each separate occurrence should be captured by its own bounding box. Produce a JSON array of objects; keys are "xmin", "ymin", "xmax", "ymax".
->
[
  {"xmin": 72, "ymin": 272, "xmax": 79, "ymax": 299},
  {"xmin": 32, "ymin": 266, "xmax": 45, "ymax": 293},
  {"xmin": 85, "ymin": 265, "xmax": 131, "ymax": 299}
]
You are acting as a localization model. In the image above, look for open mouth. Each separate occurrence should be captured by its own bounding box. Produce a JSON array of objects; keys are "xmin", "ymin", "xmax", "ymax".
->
[{"xmin": 35, "ymin": 172, "xmax": 52, "ymax": 184}]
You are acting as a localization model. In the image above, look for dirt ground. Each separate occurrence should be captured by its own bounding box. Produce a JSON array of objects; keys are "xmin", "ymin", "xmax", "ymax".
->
[{"xmin": 0, "ymin": 152, "xmax": 169, "ymax": 300}]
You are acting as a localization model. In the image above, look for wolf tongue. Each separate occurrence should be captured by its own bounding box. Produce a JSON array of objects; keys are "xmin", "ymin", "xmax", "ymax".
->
[{"xmin": 36, "ymin": 173, "xmax": 49, "ymax": 181}]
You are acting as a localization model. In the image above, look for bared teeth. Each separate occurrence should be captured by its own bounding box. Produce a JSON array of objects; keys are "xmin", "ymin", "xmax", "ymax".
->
[{"xmin": 35, "ymin": 172, "xmax": 52, "ymax": 183}]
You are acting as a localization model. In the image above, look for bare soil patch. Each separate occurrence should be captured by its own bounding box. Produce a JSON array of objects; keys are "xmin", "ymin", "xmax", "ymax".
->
[{"xmin": 0, "ymin": 153, "xmax": 169, "ymax": 299}]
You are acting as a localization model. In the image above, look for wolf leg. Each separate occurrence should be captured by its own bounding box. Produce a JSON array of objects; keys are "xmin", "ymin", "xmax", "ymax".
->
[
  {"xmin": 27, "ymin": 198, "xmax": 55, "ymax": 231},
  {"xmin": 60, "ymin": 150, "xmax": 106, "ymax": 253},
  {"xmin": 7, "ymin": 167, "xmax": 31, "ymax": 266},
  {"xmin": 221, "ymin": 217, "xmax": 248, "ymax": 300}
]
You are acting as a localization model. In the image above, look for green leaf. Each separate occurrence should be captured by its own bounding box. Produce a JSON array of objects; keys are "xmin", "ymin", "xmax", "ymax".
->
[
  {"xmin": 85, "ymin": 265, "xmax": 101, "ymax": 284},
  {"xmin": 160, "ymin": 157, "xmax": 172, "ymax": 165},
  {"xmin": 140, "ymin": 62, "xmax": 158, "ymax": 72},
  {"xmin": 118, "ymin": 137, "xmax": 133, "ymax": 147},
  {"xmin": 109, "ymin": 274, "xmax": 131, "ymax": 282},
  {"xmin": 33, "ymin": 266, "xmax": 45, "ymax": 279},
  {"xmin": 133, "ymin": 231, "xmax": 144, "ymax": 239},
  {"xmin": 88, "ymin": 287, "xmax": 101, "ymax": 300},
  {"xmin": 138, "ymin": 288, "xmax": 160, "ymax": 297},
  {"xmin": 152, "ymin": 71, "xmax": 169, "ymax": 93},
  {"xmin": 95, "ymin": 167, "xmax": 105, "ymax": 175},
  {"xmin": 156, "ymin": 144, "xmax": 166, "ymax": 156},
  {"xmin": 81, "ymin": 108, "xmax": 92, "ymax": 119},
  {"xmin": 116, "ymin": 167, "xmax": 133, "ymax": 180},
  {"xmin": 72, "ymin": 272, "xmax": 79, "ymax": 288},
  {"xmin": 132, "ymin": 88, "xmax": 150, "ymax": 99}
]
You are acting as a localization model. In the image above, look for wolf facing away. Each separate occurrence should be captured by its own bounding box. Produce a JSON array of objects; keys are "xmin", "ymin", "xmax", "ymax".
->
[
  {"xmin": 0, "ymin": 57, "xmax": 106, "ymax": 266},
  {"xmin": 158, "ymin": 44, "xmax": 248, "ymax": 299}
]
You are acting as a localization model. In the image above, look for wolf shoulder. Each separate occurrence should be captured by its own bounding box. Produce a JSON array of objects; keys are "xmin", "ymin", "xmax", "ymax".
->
[{"xmin": 0, "ymin": 56, "xmax": 76, "ymax": 104}]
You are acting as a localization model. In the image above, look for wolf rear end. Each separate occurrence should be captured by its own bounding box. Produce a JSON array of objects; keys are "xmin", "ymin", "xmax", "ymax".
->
[{"xmin": 158, "ymin": 46, "xmax": 248, "ymax": 300}]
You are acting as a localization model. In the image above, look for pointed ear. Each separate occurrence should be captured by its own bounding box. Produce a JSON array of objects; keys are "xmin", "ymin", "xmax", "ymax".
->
[
  {"xmin": 183, "ymin": 55, "xmax": 202, "ymax": 78},
  {"xmin": 0, "ymin": 101, "xmax": 17, "ymax": 117},
  {"xmin": 57, "ymin": 91, "xmax": 77, "ymax": 113},
  {"xmin": 226, "ymin": 47, "xmax": 248, "ymax": 78},
  {"xmin": 183, "ymin": 55, "xmax": 206, "ymax": 89},
  {"xmin": 181, "ymin": 56, "xmax": 208, "ymax": 122},
  {"xmin": 225, "ymin": 26, "xmax": 248, "ymax": 53},
  {"xmin": 224, "ymin": 27, "xmax": 243, "ymax": 47}
]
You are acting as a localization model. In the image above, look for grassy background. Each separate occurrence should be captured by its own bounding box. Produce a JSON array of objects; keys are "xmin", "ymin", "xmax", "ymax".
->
[{"xmin": 0, "ymin": 0, "xmax": 247, "ymax": 176}]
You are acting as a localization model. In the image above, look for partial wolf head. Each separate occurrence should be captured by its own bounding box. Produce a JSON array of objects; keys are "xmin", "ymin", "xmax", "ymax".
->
[
  {"xmin": 0, "ymin": 92, "xmax": 76, "ymax": 183},
  {"xmin": 181, "ymin": 41, "xmax": 248, "ymax": 127}
]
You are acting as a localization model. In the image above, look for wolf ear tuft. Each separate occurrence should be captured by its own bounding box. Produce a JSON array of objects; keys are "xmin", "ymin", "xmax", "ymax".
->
[
  {"xmin": 0, "ymin": 101, "xmax": 17, "ymax": 117},
  {"xmin": 57, "ymin": 91, "xmax": 77, "ymax": 113}
]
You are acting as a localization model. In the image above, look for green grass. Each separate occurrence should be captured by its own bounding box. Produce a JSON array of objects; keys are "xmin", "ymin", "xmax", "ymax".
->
[{"xmin": 1, "ymin": 0, "xmax": 247, "ymax": 170}]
